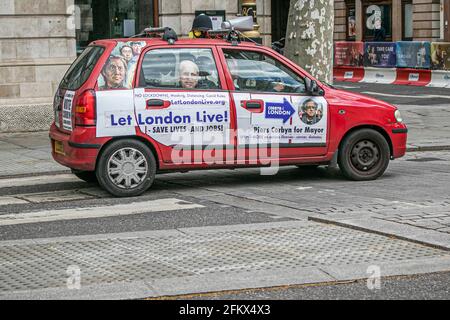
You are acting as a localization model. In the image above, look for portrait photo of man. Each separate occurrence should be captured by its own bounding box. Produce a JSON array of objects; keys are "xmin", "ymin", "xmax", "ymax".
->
[
  {"xmin": 299, "ymin": 99, "xmax": 323, "ymax": 125},
  {"xmin": 99, "ymin": 56, "xmax": 127, "ymax": 90}
]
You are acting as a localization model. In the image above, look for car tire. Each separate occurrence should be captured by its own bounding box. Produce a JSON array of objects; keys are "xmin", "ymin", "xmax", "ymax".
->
[
  {"xmin": 71, "ymin": 169, "xmax": 98, "ymax": 183},
  {"xmin": 96, "ymin": 139, "xmax": 156, "ymax": 197},
  {"xmin": 338, "ymin": 129, "xmax": 390, "ymax": 181}
]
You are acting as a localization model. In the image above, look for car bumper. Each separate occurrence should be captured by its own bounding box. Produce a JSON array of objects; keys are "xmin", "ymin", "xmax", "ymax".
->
[
  {"xmin": 390, "ymin": 124, "xmax": 408, "ymax": 159},
  {"xmin": 49, "ymin": 123, "xmax": 104, "ymax": 171}
]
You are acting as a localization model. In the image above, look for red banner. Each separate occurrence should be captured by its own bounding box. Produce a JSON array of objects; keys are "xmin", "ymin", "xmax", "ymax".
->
[{"xmin": 334, "ymin": 42, "xmax": 364, "ymax": 67}]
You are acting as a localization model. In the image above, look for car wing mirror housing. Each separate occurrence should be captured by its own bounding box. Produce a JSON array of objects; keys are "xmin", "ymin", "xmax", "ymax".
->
[{"xmin": 306, "ymin": 78, "xmax": 324, "ymax": 96}]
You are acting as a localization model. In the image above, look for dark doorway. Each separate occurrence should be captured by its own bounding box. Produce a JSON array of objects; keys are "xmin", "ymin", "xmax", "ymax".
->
[
  {"xmin": 271, "ymin": 0, "xmax": 291, "ymax": 43},
  {"xmin": 75, "ymin": 0, "xmax": 155, "ymax": 52}
]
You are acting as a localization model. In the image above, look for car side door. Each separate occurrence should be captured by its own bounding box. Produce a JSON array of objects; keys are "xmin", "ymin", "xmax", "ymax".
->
[
  {"xmin": 133, "ymin": 45, "xmax": 233, "ymax": 167},
  {"xmin": 218, "ymin": 46, "xmax": 329, "ymax": 163}
]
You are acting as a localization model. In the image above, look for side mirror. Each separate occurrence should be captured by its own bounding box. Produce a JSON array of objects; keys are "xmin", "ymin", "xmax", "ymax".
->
[{"xmin": 306, "ymin": 79, "xmax": 324, "ymax": 96}]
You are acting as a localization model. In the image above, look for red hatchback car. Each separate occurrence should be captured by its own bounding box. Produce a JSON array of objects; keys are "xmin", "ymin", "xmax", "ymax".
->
[{"xmin": 49, "ymin": 32, "xmax": 407, "ymax": 197}]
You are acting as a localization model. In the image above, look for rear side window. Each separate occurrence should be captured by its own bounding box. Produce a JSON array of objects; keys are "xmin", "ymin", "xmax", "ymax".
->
[
  {"xmin": 97, "ymin": 41, "xmax": 146, "ymax": 90},
  {"xmin": 139, "ymin": 48, "xmax": 220, "ymax": 90},
  {"xmin": 60, "ymin": 46, "xmax": 104, "ymax": 90}
]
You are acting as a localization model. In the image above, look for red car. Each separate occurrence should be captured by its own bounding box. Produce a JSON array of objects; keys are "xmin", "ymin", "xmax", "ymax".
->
[{"xmin": 49, "ymin": 31, "xmax": 407, "ymax": 197}]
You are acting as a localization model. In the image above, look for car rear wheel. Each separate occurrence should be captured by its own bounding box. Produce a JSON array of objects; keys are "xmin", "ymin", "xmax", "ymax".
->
[
  {"xmin": 71, "ymin": 169, "xmax": 97, "ymax": 183},
  {"xmin": 338, "ymin": 129, "xmax": 390, "ymax": 181},
  {"xmin": 96, "ymin": 139, "xmax": 156, "ymax": 197}
]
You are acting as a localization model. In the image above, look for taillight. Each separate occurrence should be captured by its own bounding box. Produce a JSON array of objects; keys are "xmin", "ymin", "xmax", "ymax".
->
[{"xmin": 74, "ymin": 90, "xmax": 96, "ymax": 126}]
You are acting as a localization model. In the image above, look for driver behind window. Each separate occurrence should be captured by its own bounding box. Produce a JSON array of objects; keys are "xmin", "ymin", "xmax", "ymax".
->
[
  {"xmin": 179, "ymin": 60, "xmax": 216, "ymax": 89},
  {"xmin": 179, "ymin": 60, "xmax": 200, "ymax": 89}
]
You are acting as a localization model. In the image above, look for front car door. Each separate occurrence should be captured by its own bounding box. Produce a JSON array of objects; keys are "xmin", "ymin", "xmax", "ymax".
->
[{"xmin": 218, "ymin": 47, "xmax": 329, "ymax": 164}]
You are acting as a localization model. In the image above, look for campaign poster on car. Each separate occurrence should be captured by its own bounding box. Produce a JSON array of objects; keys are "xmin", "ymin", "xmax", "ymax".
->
[
  {"xmin": 364, "ymin": 42, "xmax": 397, "ymax": 68},
  {"xmin": 431, "ymin": 42, "xmax": 450, "ymax": 70},
  {"xmin": 334, "ymin": 42, "xmax": 364, "ymax": 67},
  {"xmin": 233, "ymin": 93, "xmax": 327, "ymax": 146},
  {"xmin": 96, "ymin": 88, "xmax": 231, "ymax": 147},
  {"xmin": 97, "ymin": 41, "xmax": 147, "ymax": 90},
  {"xmin": 133, "ymin": 90, "xmax": 231, "ymax": 147},
  {"xmin": 396, "ymin": 41, "xmax": 431, "ymax": 69}
]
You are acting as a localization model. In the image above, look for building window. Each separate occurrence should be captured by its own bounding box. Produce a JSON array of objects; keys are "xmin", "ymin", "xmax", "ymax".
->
[
  {"xmin": 363, "ymin": 1, "xmax": 392, "ymax": 41},
  {"xmin": 75, "ymin": 0, "xmax": 155, "ymax": 53},
  {"xmin": 403, "ymin": 0, "xmax": 413, "ymax": 40},
  {"xmin": 347, "ymin": 5, "xmax": 357, "ymax": 41}
]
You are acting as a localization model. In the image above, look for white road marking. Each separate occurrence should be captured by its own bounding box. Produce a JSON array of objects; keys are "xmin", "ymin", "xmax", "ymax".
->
[
  {"xmin": 296, "ymin": 187, "xmax": 313, "ymax": 190},
  {"xmin": 334, "ymin": 85, "xmax": 361, "ymax": 89},
  {"xmin": 0, "ymin": 190, "xmax": 97, "ymax": 206},
  {"xmin": 0, "ymin": 197, "xmax": 28, "ymax": 206},
  {"xmin": 0, "ymin": 174, "xmax": 78, "ymax": 189},
  {"xmin": 0, "ymin": 198, "xmax": 205, "ymax": 226},
  {"xmin": 361, "ymin": 91, "xmax": 450, "ymax": 99},
  {"xmin": 18, "ymin": 190, "xmax": 95, "ymax": 203}
]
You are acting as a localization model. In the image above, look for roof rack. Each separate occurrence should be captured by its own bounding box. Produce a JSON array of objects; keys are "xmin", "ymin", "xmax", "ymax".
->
[
  {"xmin": 130, "ymin": 27, "xmax": 178, "ymax": 45},
  {"xmin": 206, "ymin": 29, "xmax": 241, "ymax": 45},
  {"xmin": 206, "ymin": 29, "xmax": 261, "ymax": 46}
]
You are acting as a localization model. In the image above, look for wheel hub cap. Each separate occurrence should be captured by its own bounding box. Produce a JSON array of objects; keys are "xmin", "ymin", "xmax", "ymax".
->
[
  {"xmin": 107, "ymin": 148, "xmax": 148, "ymax": 189},
  {"xmin": 350, "ymin": 140, "xmax": 380, "ymax": 172}
]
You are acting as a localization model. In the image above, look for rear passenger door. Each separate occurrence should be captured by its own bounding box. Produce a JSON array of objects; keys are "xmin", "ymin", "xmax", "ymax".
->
[
  {"xmin": 219, "ymin": 47, "xmax": 328, "ymax": 161},
  {"xmin": 134, "ymin": 46, "xmax": 233, "ymax": 166}
]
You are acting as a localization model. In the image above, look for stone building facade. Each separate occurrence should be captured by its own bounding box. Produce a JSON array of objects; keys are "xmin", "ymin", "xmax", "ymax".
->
[
  {"xmin": 334, "ymin": 0, "xmax": 449, "ymax": 42},
  {"xmin": 0, "ymin": 0, "xmax": 76, "ymax": 106}
]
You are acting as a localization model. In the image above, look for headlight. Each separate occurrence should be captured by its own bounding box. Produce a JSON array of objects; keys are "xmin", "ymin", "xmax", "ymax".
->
[{"xmin": 394, "ymin": 110, "xmax": 403, "ymax": 123}]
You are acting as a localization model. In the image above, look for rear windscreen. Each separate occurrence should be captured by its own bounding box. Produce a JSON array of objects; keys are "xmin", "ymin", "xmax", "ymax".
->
[{"xmin": 59, "ymin": 46, "xmax": 105, "ymax": 90}]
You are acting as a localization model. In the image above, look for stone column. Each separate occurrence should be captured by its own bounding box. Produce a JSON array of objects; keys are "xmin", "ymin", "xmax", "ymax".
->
[
  {"xmin": 355, "ymin": 0, "xmax": 363, "ymax": 41},
  {"xmin": 392, "ymin": 0, "xmax": 403, "ymax": 41},
  {"xmin": 334, "ymin": 0, "xmax": 347, "ymax": 41},
  {"xmin": 413, "ymin": 0, "xmax": 441, "ymax": 41}
]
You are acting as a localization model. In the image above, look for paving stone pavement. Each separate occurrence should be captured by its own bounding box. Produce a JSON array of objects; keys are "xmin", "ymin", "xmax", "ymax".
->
[{"xmin": 1, "ymin": 221, "xmax": 450, "ymax": 299}]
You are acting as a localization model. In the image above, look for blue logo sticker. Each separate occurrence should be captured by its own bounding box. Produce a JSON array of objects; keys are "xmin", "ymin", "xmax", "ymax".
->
[{"xmin": 265, "ymin": 98, "xmax": 295, "ymax": 124}]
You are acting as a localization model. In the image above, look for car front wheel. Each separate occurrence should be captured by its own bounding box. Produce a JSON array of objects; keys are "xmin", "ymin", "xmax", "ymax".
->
[
  {"xmin": 338, "ymin": 129, "xmax": 390, "ymax": 181},
  {"xmin": 96, "ymin": 139, "xmax": 156, "ymax": 197}
]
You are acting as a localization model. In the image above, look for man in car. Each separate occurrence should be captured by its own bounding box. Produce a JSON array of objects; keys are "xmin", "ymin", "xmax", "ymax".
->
[
  {"xmin": 99, "ymin": 56, "xmax": 127, "ymax": 90},
  {"xmin": 179, "ymin": 60, "xmax": 215, "ymax": 89},
  {"xmin": 179, "ymin": 60, "xmax": 200, "ymax": 89}
]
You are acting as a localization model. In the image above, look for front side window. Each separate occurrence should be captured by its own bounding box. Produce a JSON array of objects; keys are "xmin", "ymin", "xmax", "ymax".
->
[
  {"xmin": 223, "ymin": 49, "xmax": 306, "ymax": 94},
  {"xmin": 139, "ymin": 48, "xmax": 220, "ymax": 90}
]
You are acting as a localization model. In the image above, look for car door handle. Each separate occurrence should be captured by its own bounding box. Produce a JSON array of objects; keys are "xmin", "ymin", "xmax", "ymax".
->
[
  {"xmin": 241, "ymin": 100, "xmax": 264, "ymax": 113},
  {"xmin": 146, "ymin": 99, "xmax": 171, "ymax": 109}
]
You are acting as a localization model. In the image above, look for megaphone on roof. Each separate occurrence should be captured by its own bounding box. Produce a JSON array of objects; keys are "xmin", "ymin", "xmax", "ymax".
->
[{"xmin": 221, "ymin": 16, "xmax": 254, "ymax": 32}]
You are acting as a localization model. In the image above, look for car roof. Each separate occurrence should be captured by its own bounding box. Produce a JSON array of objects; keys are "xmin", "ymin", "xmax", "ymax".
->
[{"xmin": 91, "ymin": 37, "xmax": 263, "ymax": 49}]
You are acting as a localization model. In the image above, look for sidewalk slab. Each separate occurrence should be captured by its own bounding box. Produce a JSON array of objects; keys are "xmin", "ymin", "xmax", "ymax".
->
[
  {"xmin": 309, "ymin": 215, "xmax": 450, "ymax": 251},
  {"xmin": 1, "ymin": 221, "xmax": 449, "ymax": 299}
]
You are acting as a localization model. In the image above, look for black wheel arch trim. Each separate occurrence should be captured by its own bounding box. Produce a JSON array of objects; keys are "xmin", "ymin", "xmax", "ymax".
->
[
  {"xmin": 68, "ymin": 141, "xmax": 101, "ymax": 149},
  {"xmin": 392, "ymin": 128, "xmax": 408, "ymax": 134}
]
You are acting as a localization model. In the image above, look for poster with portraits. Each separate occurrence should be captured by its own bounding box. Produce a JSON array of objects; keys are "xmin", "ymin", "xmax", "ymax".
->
[
  {"xmin": 364, "ymin": 42, "xmax": 396, "ymax": 68},
  {"xmin": 97, "ymin": 41, "xmax": 146, "ymax": 90},
  {"xmin": 430, "ymin": 43, "xmax": 450, "ymax": 70},
  {"xmin": 396, "ymin": 42, "xmax": 431, "ymax": 69},
  {"xmin": 334, "ymin": 42, "xmax": 364, "ymax": 67}
]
